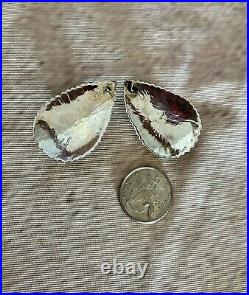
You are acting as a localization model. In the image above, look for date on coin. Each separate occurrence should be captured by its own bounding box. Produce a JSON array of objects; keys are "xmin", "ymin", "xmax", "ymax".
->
[{"xmin": 119, "ymin": 167, "xmax": 172, "ymax": 223}]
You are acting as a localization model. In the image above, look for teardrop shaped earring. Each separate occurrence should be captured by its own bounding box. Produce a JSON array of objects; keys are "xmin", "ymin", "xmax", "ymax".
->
[
  {"xmin": 33, "ymin": 81, "xmax": 116, "ymax": 162},
  {"xmin": 123, "ymin": 80, "xmax": 201, "ymax": 158}
]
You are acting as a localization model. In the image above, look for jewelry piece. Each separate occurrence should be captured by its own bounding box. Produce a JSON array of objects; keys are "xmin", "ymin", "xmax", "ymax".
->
[
  {"xmin": 33, "ymin": 81, "xmax": 116, "ymax": 162},
  {"xmin": 124, "ymin": 80, "xmax": 201, "ymax": 158}
]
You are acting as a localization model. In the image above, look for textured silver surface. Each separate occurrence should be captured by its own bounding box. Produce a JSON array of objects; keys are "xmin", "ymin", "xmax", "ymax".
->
[
  {"xmin": 119, "ymin": 167, "xmax": 172, "ymax": 223},
  {"xmin": 3, "ymin": 3, "xmax": 246, "ymax": 292}
]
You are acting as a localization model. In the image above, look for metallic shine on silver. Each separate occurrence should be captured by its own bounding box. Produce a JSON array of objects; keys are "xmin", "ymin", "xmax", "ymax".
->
[
  {"xmin": 33, "ymin": 81, "xmax": 116, "ymax": 162},
  {"xmin": 119, "ymin": 167, "xmax": 172, "ymax": 223},
  {"xmin": 124, "ymin": 80, "xmax": 202, "ymax": 159}
]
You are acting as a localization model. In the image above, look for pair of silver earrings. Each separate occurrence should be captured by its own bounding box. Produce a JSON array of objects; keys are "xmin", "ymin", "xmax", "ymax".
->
[{"xmin": 33, "ymin": 80, "xmax": 202, "ymax": 162}]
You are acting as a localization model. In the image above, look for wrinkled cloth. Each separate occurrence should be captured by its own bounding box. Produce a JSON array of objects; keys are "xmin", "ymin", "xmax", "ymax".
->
[{"xmin": 2, "ymin": 3, "xmax": 246, "ymax": 292}]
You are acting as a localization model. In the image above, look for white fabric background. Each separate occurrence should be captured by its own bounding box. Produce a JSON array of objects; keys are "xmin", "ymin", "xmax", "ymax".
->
[{"xmin": 3, "ymin": 3, "xmax": 246, "ymax": 292}]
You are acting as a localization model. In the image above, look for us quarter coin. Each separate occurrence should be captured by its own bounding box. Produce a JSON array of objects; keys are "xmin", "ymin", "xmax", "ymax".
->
[{"xmin": 119, "ymin": 167, "xmax": 172, "ymax": 223}]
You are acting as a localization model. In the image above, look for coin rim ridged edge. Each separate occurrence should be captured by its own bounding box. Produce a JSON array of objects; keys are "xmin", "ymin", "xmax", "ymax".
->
[
  {"xmin": 119, "ymin": 166, "xmax": 173, "ymax": 224},
  {"xmin": 33, "ymin": 81, "xmax": 116, "ymax": 163},
  {"xmin": 124, "ymin": 80, "xmax": 202, "ymax": 159}
]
